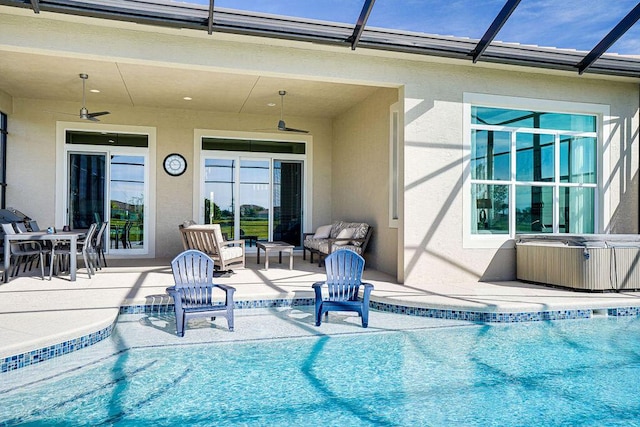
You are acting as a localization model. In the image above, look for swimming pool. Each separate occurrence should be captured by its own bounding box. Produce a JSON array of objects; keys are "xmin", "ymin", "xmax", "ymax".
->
[{"xmin": 2, "ymin": 313, "xmax": 640, "ymax": 426}]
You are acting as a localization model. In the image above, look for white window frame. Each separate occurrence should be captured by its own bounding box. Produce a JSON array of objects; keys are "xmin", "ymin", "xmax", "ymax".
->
[
  {"xmin": 462, "ymin": 93, "xmax": 611, "ymax": 249},
  {"xmin": 193, "ymin": 129, "xmax": 313, "ymax": 241},
  {"xmin": 55, "ymin": 122, "xmax": 157, "ymax": 258},
  {"xmin": 389, "ymin": 102, "xmax": 401, "ymax": 228}
]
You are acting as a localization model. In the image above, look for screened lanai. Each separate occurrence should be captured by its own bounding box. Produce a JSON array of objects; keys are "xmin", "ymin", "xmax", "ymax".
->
[
  {"xmin": 0, "ymin": 0, "xmax": 639, "ymax": 284},
  {"xmin": 1, "ymin": 0, "xmax": 639, "ymax": 76}
]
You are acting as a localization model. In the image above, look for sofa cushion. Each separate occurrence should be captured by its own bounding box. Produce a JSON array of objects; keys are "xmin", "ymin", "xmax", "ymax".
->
[
  {"xmin": 312, "ymin": 224, "xmax": 332, "ymax": 239},
  {"xmin": 348, "ymin": 223, "xmax": 369, "ymax": 246},
  {"xmin": 317, "ymin": 241, "xmax": 363, "ymax": 255},
  {"xmin": 303, "ymin": 238, "xmax": 323, "ymax": 251},
  {"xmin": 329, "ymin": 221, "xmax": 345, "ymax": 238},
  {"xmin": 333, "ymin": 227, "xmax": 356, "ymax": 246},
  {"xmin": 220, "ymin": 246, "xmax": 243, "ymax": 261}
]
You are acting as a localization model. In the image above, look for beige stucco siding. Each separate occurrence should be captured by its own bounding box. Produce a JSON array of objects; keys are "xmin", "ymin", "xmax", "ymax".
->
[
  {"xmin": 1, "ymin": 8, "xmax": 638, "ymax": 285},
  {"xmin": 401, "ymin": 67, "xmax": 639, "ymax": 286},
  {"xmin": 332, "ymin": 88, "xmax": 400, "ymax": 275},
  {"xmin": 6, "ymin": 98, "xmax": 333, "ymax": 259},
  {"xmin": 0, "ymin": 89, "xmax": 12, "ymax": 114}
]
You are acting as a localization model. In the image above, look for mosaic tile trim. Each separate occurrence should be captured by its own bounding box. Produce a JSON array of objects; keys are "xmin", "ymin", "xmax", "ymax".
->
[
  {"xmin": 119, "ymin": 297, "xmax": 316, "ymax": 315},
  {"xmin": 1, "ymin": 324, "xmax": 114, "ymax": 374},
  {"xmin": 369, "ymin": 301, "xmax": 594, "ymax": 323},
  {"xmin": 607, "ymin": 307, "xmax": 640, "ymax": 317},
  {"xmin": 2, "ymin": 298, "xmax": 316, "ymax": 373},
  {"xmin": 4, "ymin": 298, "xmax": 640, "ymax": 373}
]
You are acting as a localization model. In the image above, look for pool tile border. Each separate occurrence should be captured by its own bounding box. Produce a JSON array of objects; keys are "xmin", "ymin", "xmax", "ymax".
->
[{"xmin": 3, "ymin": 299, "xmax": 640, "ymax": 373}]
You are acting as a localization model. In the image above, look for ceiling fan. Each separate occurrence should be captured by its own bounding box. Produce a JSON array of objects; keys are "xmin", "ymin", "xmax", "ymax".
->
[
  {"xmin": 55, "ymin": 74, "xmax": 110, "ymax": 121},
  {"xmin": 275, "ymin": 90, "xmax": 309, "ymax": 134}
]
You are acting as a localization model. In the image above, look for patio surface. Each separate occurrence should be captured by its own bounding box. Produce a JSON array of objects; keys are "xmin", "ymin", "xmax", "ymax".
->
[{"xmin": 2, "ymin": 253, "xmax": 640, "ymax": 360}]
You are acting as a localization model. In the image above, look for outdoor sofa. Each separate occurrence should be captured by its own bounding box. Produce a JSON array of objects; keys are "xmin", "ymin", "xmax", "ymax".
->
[{"xmin": 303, "ymin": 220, "xmax": 373, "ymax": 266}]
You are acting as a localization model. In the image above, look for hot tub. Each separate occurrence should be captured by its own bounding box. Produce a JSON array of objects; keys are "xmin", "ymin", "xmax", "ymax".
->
[{"xmin": 516, "ymin": 234, "xmax": 640, "ymax": 292}]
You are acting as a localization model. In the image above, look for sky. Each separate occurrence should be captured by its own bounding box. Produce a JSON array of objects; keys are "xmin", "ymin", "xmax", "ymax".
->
[{"xmin": 181, "ymin": 0, "xmax": 640, "ymax": 56}]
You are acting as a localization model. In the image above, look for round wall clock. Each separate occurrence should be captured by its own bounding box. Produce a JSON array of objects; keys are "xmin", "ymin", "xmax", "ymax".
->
[{"xmin": 163, "ymin": 153, "xmax": 187, "ymax": 176}]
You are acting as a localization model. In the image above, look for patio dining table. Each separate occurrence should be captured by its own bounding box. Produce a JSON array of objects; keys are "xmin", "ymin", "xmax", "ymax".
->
[{"xmin": 3, "ymin": 230, "xmax": 86, "ymax": 282}]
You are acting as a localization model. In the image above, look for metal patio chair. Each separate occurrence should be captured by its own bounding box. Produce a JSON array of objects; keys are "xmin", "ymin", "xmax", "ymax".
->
[
  {"xmin": 167, "ymin": 249, "xmax": 236, "ymax": 336},
  {"xmin": 93, "ymin": 221, "xmax": 108, "ymax": 269},
  {"xmin": 49, "ymin": 222, "xmax": 97, "ymax": 280},
  {"xmin": 1, "ymin": 222, "xmax": 45, "ymax": 279},
  {"xmin": 312, "ymin": 249, "xmax": 374, "ymax": 328}
]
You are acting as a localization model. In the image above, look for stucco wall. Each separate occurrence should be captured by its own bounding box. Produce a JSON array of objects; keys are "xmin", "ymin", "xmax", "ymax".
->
[
  {"xmin": 332, "ymin": 88, "xmax": 399, "ymax": 274},
  {"xmin": 401, "ymin": 65, "xmax": 639, "ymax": 286},
  {"xmin": 0, "ymin": 89, "xmax": 12, "ymax": 114},
  {"xmin": 1, "ymin": 8, "xmax": 638, "ymax": 285},
  {"xmin": 7, "ymin": 98, "xmax": 333, "ymax": 259}
]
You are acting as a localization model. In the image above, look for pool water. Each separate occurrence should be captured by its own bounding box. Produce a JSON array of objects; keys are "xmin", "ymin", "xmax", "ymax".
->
[{"xmin": 2, "ymin": 316, "xmax": 640, "ymax": 426}]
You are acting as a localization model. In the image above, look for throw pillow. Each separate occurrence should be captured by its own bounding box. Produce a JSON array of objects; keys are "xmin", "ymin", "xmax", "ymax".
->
[
  {"xmin": 313, "ymin": 224, "xmax": 332, "ymax": 239},
  {"xmin": 333, "ymin": 227, "xmax": 356, "ymax": 246}
]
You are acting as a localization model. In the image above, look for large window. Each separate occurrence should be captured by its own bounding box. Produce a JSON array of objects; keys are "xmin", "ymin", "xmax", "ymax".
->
[{"xmin": 470, "ymin": 106, "xmax": 598, "ymax": 237}]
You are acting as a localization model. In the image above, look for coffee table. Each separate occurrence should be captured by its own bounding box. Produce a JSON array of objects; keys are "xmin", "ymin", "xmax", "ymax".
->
[{"xmin": 256, "ymin": 241, "xmax": 294, "ymax": 270}]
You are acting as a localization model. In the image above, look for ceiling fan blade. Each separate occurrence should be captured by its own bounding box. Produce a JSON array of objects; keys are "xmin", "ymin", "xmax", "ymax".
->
[
  {"xmin": 283, "ymin": 127, "xmax": 309, "ymax": 134},
  {"xmin": 278, "ymin": 119, "xmax": 308, "ymax": 133},
  {"xmin": 87, "ymin": 111, "xmax": 110, "ymax": 118},
  {"xmin": 45, "ymin": 110, "xmax": 77, "ymax": 117}
]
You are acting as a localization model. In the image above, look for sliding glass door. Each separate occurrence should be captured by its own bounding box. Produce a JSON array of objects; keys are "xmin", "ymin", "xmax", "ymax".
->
[
  {"xmin": 66, "ymin": 143, "xmax": 148, "ymax": 256},
  {"xmin": 68, "ymin": 153, "xmax": 106, "ymax": 229},
  {"xmin": 273, "ymin": 160, "xmax": 302, "ymax": 246},
  {"xmin": 239, "ymin": 158, "xmax": 270, "ymax": 244},
  {"xmin": 109, "ymin": 154, "xmax": 146, "ymax": 250},
  {"xmin": 203, "ymin": 155, "xmax": 304, "ymax": 247}
]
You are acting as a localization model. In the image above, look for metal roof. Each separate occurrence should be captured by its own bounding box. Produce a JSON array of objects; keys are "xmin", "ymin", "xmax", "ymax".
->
[{"xmin": 1, "ymin": 0, "xmax": 639, "ymax": 78}]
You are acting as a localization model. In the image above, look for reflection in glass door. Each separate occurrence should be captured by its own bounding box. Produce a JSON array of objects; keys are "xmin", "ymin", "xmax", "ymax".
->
[
  {"xmin": 204, "ymin": 158, "xmax": 236, "ymax": 239},
  {"xmin": 110, "ymin": 155, "xmax": 145, "ymax": 250},
  {"xmin": 68, "ymin": 152, "xmax": 146, "ymax": 252},
  {"xmin": 203, "ymin": 156, "xmax": 304, "ymax": 248},
  {"xmin": 68, "ymin": 153, "xmax": 105, "ymax": 229},
  {"xmin": 239, "ymin": 159, "xmax": 270, "ymax": 245},
  {"xmin": 273, "ymin": 161, "xmax": 302, "ymax": 246}
]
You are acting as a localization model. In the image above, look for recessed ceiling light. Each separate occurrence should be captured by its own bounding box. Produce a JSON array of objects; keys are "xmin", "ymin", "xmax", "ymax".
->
[
  {"xmin": 90, "ymin": 89, "xmax": 100, "ymax": 93},
  {"xmin": 183, "ymin": 96, "xmax": 192, "ymax": 101},
  {"xmin": 267, "ymin": 103, "xmax": 276, "ymax": 107}
]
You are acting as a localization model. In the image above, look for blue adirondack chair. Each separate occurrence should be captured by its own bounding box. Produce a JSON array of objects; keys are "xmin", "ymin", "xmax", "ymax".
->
[
  {"xmin": 312, "ymin": 249, "xmax": 373, "ymax": 328},
  {"xmin": 166, "ymin": 249, "xmax": 236, "ymax": 336}
]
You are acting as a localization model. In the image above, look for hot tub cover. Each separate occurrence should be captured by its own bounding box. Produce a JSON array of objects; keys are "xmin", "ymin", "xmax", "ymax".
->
[{"xmin": 516, "ymin": 233, "xmax": 640, "ymax": 248}]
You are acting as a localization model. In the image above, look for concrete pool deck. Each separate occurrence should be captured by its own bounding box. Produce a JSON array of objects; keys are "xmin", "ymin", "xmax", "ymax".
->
[{"xmin": 2, "ymin": 255, "xmax": 640, "ymax": 362}]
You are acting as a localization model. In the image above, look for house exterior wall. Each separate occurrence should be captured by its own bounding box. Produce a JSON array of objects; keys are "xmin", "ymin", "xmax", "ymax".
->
[
  {"xmin": 7, "ymin": 97, "xmax": 333, "ymax": 259},
  {"xmin": 1, "ymin": 8, "xmax": 638, "ymax": 285},
  {"xmin": 401, "ymin": 68, "xmax": 639, "ymax": 286},
  {"xmin": 0, "ymin": 90, "xmax": 12, "ymax": 114},
  {"xmin": 332, "ymin": 88, "xmax": 400, "ymax": 275}
]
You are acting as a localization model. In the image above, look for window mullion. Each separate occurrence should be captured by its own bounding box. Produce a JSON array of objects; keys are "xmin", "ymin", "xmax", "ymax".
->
[
  {"xmin": 553, "ymin": 133, "xmax": 560, "ymax": 233},
  {"xmin": 510, "ymin": 130, "xmax": 517, "ymax": 238}
]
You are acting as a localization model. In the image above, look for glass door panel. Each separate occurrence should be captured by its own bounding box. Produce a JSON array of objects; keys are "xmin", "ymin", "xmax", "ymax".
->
[
  {"xmin": 204, "ymin": 158, "xmax": 236, "ymax": 239},
  {"xmin": 273, "ymin": 160, "xmax": 302, "ymax": 247},
  {"xmin": 109, "ymin": 155, "xmax": 145, "ymax": 249},
  {"xmin": 68, "ymin": 153, "xmax": 105, "ymax": 229},
  {"xmin": 239, "ymin": 159, "xmax": 270, "ymax": 244}
]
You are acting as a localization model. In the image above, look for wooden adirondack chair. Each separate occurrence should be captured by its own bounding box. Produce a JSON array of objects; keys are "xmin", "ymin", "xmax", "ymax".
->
[
  {"xmin": 166, "ymin": 249, "xmax": 236, "ymax": 336},
  {"xmin": 312, "ymin": 249, "xmax": 374, "ymax": 328}
]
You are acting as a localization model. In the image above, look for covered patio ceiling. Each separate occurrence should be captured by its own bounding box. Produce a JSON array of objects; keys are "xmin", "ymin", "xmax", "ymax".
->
[{"xmin": 0, "ymin": 49, "xmax": 380, "ymax": 118}]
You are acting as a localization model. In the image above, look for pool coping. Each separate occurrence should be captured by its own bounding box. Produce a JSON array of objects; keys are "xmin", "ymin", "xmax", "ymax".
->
[{"xmin": 2, "ymin": 297, "xmax": 640, "ymax": 373}]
